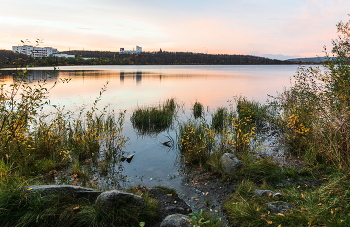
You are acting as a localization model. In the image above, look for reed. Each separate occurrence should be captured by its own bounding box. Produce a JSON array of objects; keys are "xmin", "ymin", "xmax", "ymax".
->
[
  {"xmin": 192, "ymin": 101, "xmax": 204, "ymax": 119},
  {"xmin": 211, "ymin": 107, "xmax": 228, "ymax": 132},
  {"xmin": 130, "ymin": 98, "xmax": 177, "ymax": 135}
]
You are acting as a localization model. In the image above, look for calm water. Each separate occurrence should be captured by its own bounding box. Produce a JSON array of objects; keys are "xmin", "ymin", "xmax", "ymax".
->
[{"xmin": 0, "ymin": 65, "xmax": 299, "ymax": 190}]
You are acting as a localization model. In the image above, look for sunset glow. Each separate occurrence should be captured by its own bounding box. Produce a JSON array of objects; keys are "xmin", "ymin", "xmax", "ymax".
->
[{"xmin": 1, "ymin": 0, "xmax": 349, "ymax": 60}]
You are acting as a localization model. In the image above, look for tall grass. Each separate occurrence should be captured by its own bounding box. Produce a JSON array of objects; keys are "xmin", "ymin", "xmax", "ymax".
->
[
  {"xmin": 178, "ymin": 99, "xmax": 259, "ymax": 170},
  {"xmin": 211, "ymin": 107, "xmax": 228, "ymax": 132},
  {"xmin": 178, "ymin": 120, "xmax": 216, "ymax": 166},
  {"xmin": 192, "ymin": 101, "xmax": 204, "ymax": 119},
  {"xmin": 130, "ymin": 98, "xmax": 177, "ymax": 135},
  {"xmin": 0, "ymin": 71, "xmax": 127, "ymax": 185}
]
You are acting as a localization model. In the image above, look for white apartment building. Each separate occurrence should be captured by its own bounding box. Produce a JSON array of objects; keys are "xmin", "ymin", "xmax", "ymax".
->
[
  {"xmin": 12, "ymin": 45, "xmax": 63, "ymax": 57},
  {"xmin": 119, "ymin": 46, "xmax": 142, "ymax": 54}
]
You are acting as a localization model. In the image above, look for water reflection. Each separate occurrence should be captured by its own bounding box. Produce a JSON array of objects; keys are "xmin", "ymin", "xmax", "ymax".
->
[{"xmin": 0, "ymin": 65, "xmax": 298, "ymax": 191}]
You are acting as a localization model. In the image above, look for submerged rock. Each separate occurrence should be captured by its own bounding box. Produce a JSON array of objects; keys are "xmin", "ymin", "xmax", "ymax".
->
[
  {"xmin": 160, "ymin": 214, "xmax": 192, "ymax": 227},
  {"xmin": 121, "ymin": 154, "xmax": 135, "ymax": 163},
  {"xmin": 95, "ymin": 190, "xmax": 146, "ymax": 212},
  {"xmin": 220, "ymin": 153, "xmax": 243, "ymax": 173}
]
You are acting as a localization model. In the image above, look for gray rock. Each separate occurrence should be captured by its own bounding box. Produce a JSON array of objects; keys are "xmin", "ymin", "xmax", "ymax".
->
[
  {"xmin": 95, "ymin": 190, "xmax": 146, "ymax": 212},
  {"xmin": 24, "ymin": 185, "xmax": 101, "ymax": 201},
  {"xmin": 220, "ymin": 153, "xmax": 243, "ymax": 173},
  {"xmin": 267, "ymin": 201, "xmax": 297, "ymax": 213},
  {"xmin": 160, "ymin": 214, "xmax": 192, "ymax": 227},
  {"xmin": 254, "ymin": 189, "xmax": 283, "ymax": 199}
]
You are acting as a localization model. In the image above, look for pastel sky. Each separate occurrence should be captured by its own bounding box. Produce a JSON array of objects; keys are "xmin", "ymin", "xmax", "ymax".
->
[{"xmin": 0, "ymin": 0, "xmax": 349, "ymax": 60}]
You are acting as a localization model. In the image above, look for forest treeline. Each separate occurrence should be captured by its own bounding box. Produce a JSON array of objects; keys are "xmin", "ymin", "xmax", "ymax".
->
[{"xmin": 0, "ymin": 49, "xmax": 295, "ymax": 68}]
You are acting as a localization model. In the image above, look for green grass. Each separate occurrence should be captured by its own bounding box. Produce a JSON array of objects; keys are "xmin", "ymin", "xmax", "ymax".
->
[
  {"xmin": 192, "ymin": 101, "xmax": 204, "ymax": 119},
  {"xmin": 130, "ymin": 98, "xmax": 177, "ymax": 135},
  {"xmin": 178, "ymin": 120, "xmax": 215, "ymax": 166},
  {"xmin": 211, "ymin": 107, "xmax": 228, "ymax": 132},
  {"xmin": 224, "ymin": 170, "xmax": 350, "ymax": 227}
]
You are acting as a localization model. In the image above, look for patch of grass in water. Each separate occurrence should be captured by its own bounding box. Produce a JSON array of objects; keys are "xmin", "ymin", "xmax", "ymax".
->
[
  {"xmin": 192, "ymin": 101, "xmax": 204, "ymax": 119},
  {"xmin": 130, "ymin": 98, "xmax": 177, "ymax": 135}
]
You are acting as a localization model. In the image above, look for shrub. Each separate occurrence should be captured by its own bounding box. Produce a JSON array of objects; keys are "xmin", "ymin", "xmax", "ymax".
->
[{"xmin": 275, "ymin": 17, "xmax": 350, "ymax": 169}]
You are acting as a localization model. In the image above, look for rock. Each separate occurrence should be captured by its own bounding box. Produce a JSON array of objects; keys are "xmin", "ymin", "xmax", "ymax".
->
[
  {"xmin": 24, "ymin": 185, "xmax": 101, "ymax": 201},
  {"xmin": 165, "ymin": 205, "xmax": 185, "ymax": 213},
  {"xmin": 162, "ymin": 141, "xmax": 172, "ymax": 147},
  {"xmin": 267, "ymin": 201, "xmax": 297, "ymax": 213},
  {"xmin": 160, "ymin": 214, "xmax": 192, "ymax": 227},
  {"xmin": 220, "ymin": 153, "xmax": 243, "ymax": 173},
  {"xmin": 121, "ymin": 154, "xmax": 135, "ymax": 163},
  {"xmin": 95, "ymin": 190, "xmax": 146, "ymax": 212},
  {"xmin": 254, "ymin": 189, "xmax": 283, "ymax": 199}
]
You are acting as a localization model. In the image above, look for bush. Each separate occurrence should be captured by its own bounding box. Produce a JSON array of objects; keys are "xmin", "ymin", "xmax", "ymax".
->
[{"xmin": 275, "ymin": 17, "xmax": 350, "ymax": 169}]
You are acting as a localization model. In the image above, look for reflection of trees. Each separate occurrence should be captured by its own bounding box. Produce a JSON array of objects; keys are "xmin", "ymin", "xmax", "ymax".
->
[
  {"xmin": 136, "ymin": 71, "xmax": 142, "ymax": 84},
  {"xmin": 1, "ymin": 70, "xmax": 59, "ymax": 84}
]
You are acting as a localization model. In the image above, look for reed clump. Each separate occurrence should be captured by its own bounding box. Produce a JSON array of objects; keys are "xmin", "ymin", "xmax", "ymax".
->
[
  {"xmin": 192, "ymin": 101, "xmax": 204, "ymax": 119},
  {"xmin": 211, "ymin": 107, "xmax": 228, "ymax": 132},
  {"xmin": 130, "ymin": 98, "xmax": 177, "ymax": 135}
]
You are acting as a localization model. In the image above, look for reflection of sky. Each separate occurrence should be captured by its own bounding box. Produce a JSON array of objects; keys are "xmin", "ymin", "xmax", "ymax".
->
[{"xmin": 0, "ymin": 65, "xmax": 298, "ymax": 112}]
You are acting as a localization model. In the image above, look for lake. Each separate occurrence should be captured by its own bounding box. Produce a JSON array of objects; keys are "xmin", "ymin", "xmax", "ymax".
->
[{"xmin": 0, "ymin": 65, "xmax": 299, "ymax": 191}]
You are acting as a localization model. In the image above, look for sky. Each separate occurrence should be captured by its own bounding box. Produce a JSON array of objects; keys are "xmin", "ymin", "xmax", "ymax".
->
[{"xmin": 0, "ymin": 0, "xmax": 349, "ymax": 60}]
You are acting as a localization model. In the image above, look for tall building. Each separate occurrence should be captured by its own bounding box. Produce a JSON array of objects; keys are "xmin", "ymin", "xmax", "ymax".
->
[{"xmin": 119, "ymin": 46, "xmax": 142, "ymax": 54}]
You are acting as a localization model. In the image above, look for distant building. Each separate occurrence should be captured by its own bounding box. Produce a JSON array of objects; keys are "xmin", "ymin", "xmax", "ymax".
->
[
  {"xmin": 119, "ymin": 46, "xmax": 142, "ymax": 54},
  {"xmin": 52, "ymin": 53, "xmax": 75, "ymax": 58},
  {"xmin": 12, "ymin": 45, "xmax": 74, "ymax": 58}
]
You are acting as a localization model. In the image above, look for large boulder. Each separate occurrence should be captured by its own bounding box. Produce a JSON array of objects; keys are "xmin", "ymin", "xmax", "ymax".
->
[
  {"xmin": 95, "ymin": 190, "xmax": 146, "ymax": 212},
  {"xmin": 24, "ymin": 185, "xmax": 101, "ymax": 201},
  {"xmin": 220, "ymin": 153, "xmax": 243, "ymax": 173},
  {"xmin": 160, "ymin": 214, "xmax": 192, "ymax": 227}
]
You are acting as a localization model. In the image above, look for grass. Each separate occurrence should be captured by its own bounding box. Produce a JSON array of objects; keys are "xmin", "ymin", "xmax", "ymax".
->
[
  {"xmin": 130, "ymin": 98, "xmax": 177, "ymax": 135},
  {"xmin": 192, "ymin": 101, "xmax": 204, "ymax": 119},
  {"xmin": 178, "ymin": 120, "xmax": 215, "ymax": 166},
  {"xmin": 224, "ymin": 169, "xmax": 350, "ymax": 227},
  {"xmin": 211, "ymin": 107, "xmax": 228, "ymax": 132}
]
